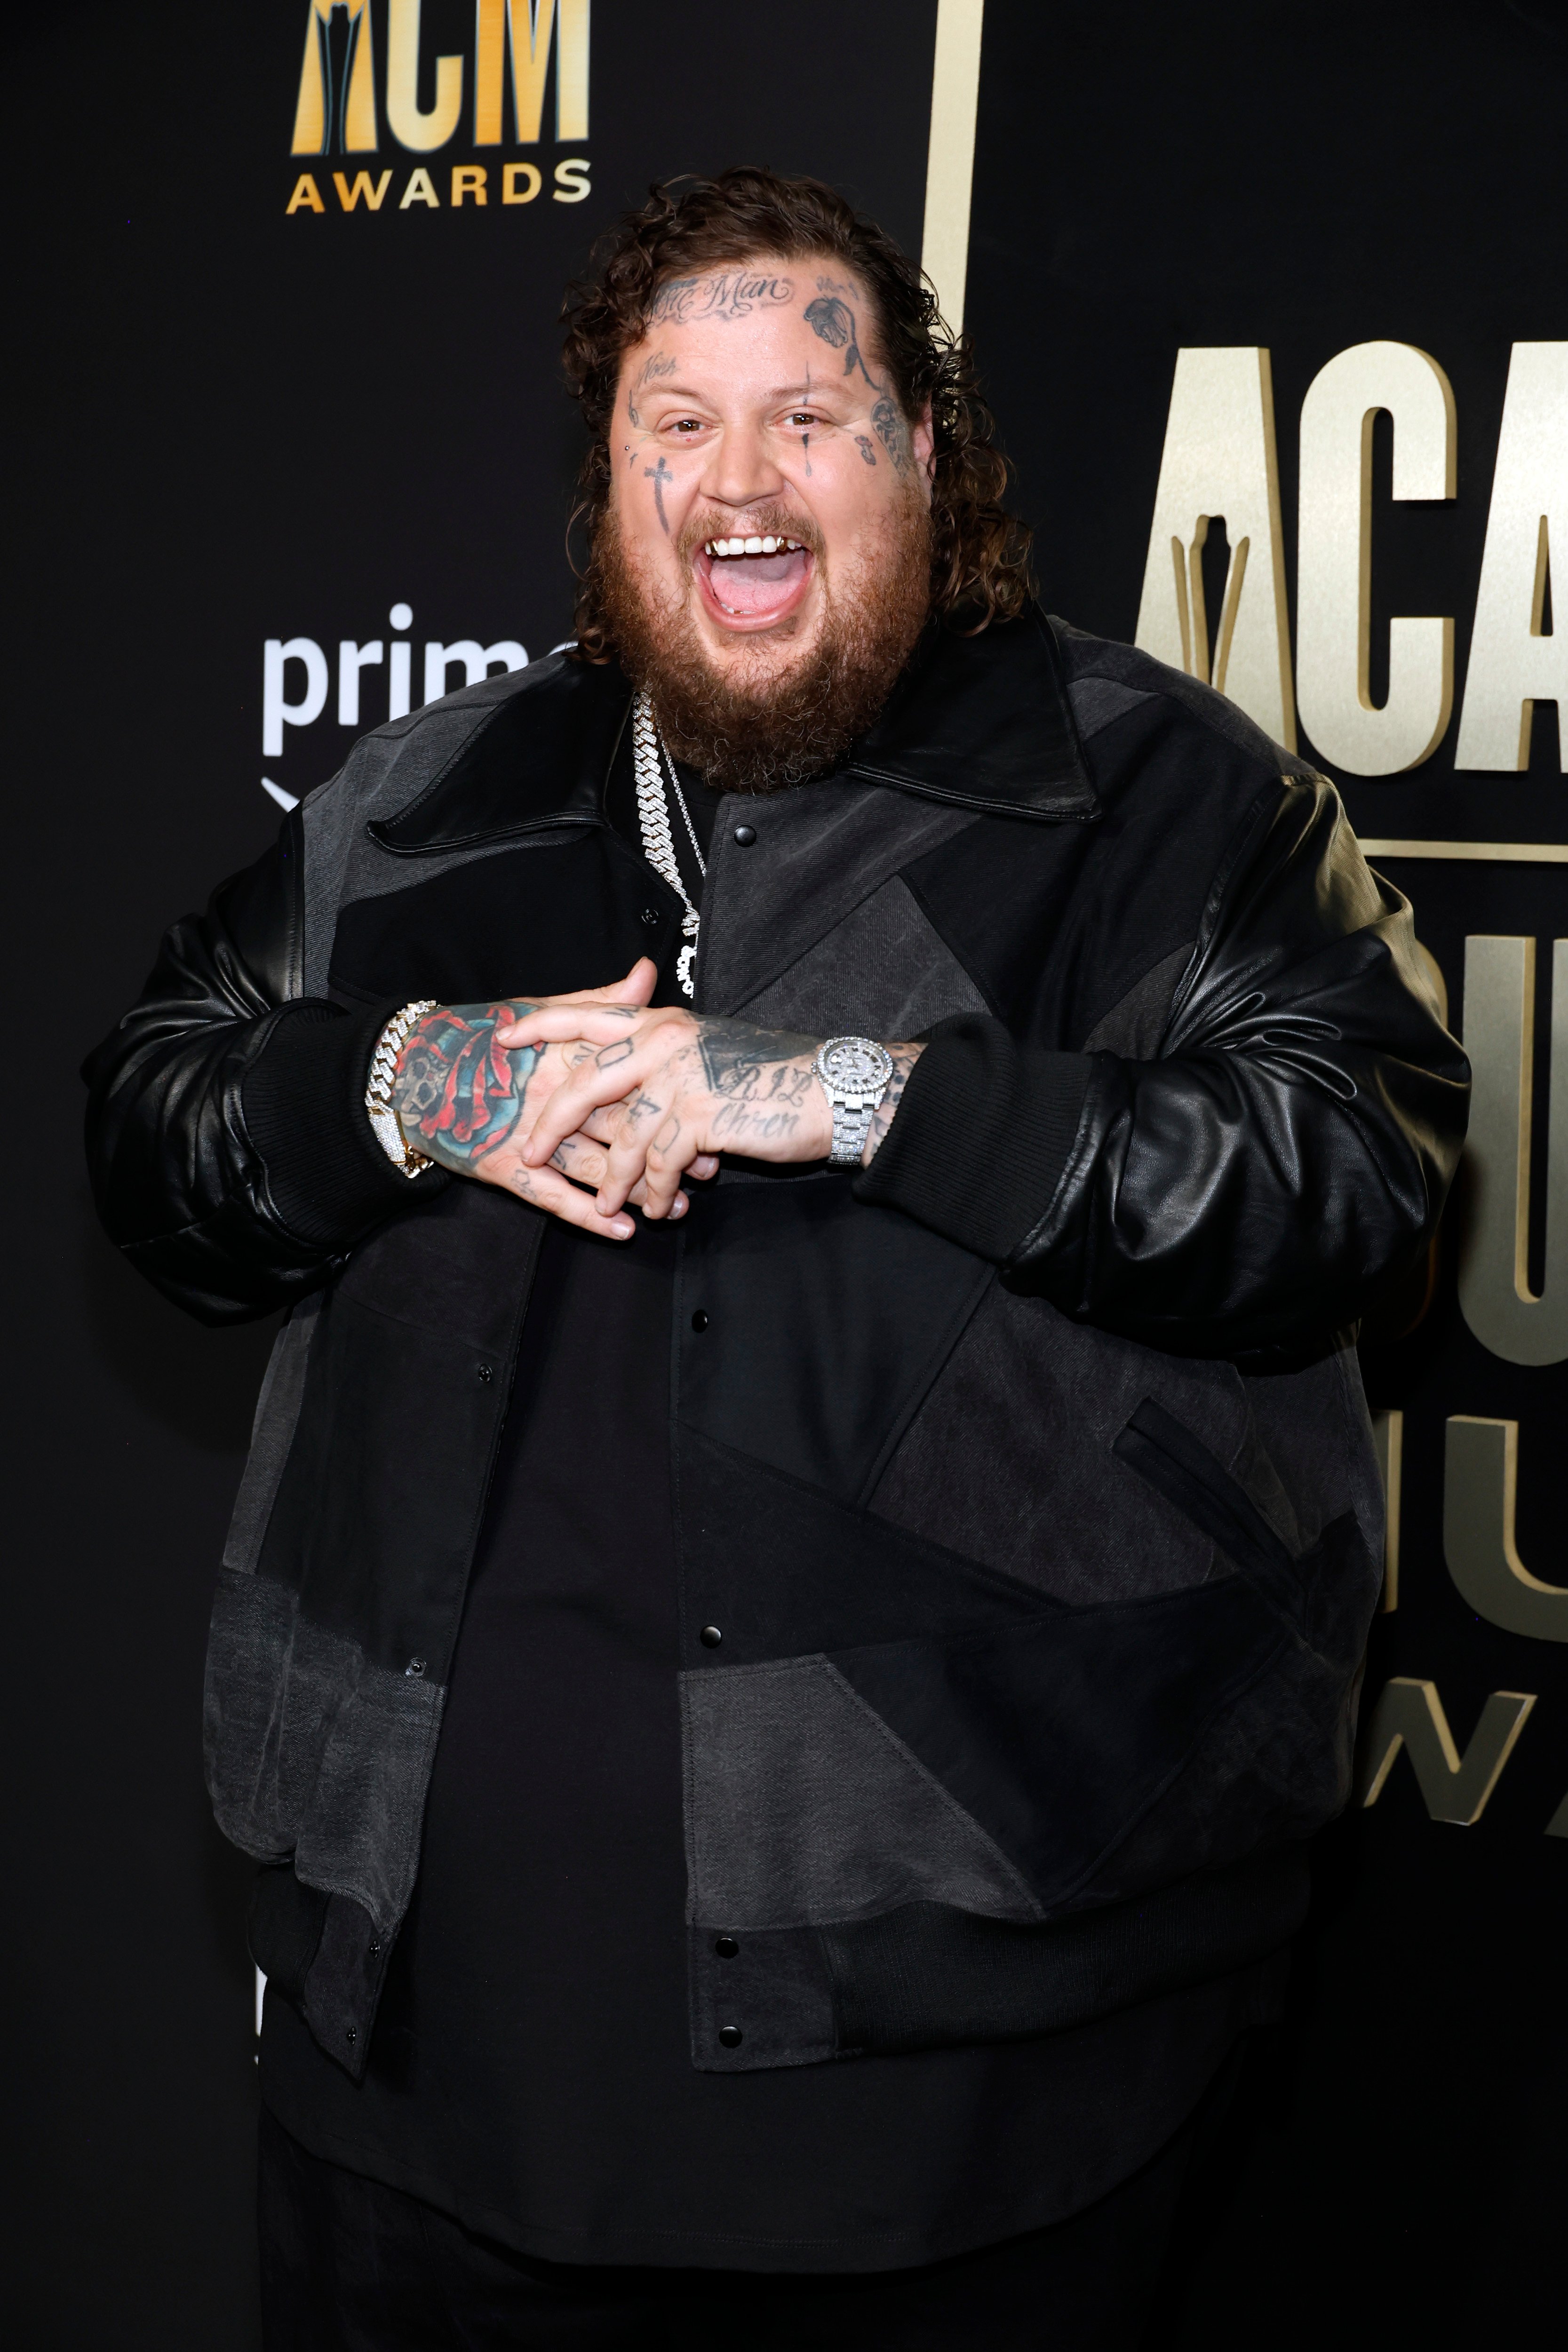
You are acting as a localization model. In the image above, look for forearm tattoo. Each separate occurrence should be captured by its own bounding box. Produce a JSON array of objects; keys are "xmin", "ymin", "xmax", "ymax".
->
[
  {"xmin": 392, "ymin": 1001, "xmax": 543, "ymax": 1171},
  {"xmin": 865, "ymin": 1044, "xmax": 923, "ymax": 1161}
]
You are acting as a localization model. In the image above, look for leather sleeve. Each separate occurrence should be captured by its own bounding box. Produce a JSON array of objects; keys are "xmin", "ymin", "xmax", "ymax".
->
[
  {"xmin": 857, "ymin": 775, "xmax": 1471, "ymax": 1355},
  {"xmin": 81, "ymin": 813, "xmax": 448, "ymax": 1326}
]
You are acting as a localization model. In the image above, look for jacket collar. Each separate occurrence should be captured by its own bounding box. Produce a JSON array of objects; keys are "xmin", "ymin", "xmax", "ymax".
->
[
  {"xmin": 844, "ymin": 604, "xmax": 1098, "ymax": 820},
  {"xmin": 367, "ymin": 603, "xmax": 1097, "ymax": 858}
]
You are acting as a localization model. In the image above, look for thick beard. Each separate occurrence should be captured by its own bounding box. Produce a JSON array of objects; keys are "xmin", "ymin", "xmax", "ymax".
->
[{"xmin": 589, "ymin": 495, "xmax": 933, "ymax": 794}]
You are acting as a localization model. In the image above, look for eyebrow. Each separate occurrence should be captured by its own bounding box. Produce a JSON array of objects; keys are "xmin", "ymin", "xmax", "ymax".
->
[{"xmin": 631, "ymin": 380, "xmax": 841, "ymax": 407}]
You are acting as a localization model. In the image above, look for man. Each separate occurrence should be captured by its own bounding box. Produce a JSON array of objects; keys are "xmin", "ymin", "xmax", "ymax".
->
[{"xmin": 85, "ymin": 169, "xmax": 1466, "ymax": 2347}]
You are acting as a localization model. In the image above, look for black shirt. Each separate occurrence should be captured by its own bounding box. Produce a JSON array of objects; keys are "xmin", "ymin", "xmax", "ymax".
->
[{"xmin": 258, "ymin": 736, "xmax": 1277, "ymax": 2273}]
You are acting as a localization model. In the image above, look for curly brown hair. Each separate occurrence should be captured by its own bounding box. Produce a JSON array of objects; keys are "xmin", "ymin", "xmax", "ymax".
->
[{"xmin": 561, "ymin": 167, "xmax": 1033, "ymax": 658}]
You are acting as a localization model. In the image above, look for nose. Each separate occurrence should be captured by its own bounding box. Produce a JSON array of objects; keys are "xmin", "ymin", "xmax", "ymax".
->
[{"xmin": 700, "ymin": 418, "xmax": 786, "ymax": 512}]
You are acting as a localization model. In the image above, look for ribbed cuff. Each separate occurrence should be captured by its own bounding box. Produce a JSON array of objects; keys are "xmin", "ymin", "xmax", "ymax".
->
[
  {"xmin": 854, "ymin": 1013, "xmax": 1094, "ymax": 1263},
  {"xmin": 239, "ymin": 999, "xmax": 450, "ymax": 1252}
]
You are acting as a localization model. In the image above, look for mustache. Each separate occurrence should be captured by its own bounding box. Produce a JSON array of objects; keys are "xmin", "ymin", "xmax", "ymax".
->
[{"xmin": 675, "ymin": 503, "xmax": 824, "ymax": 565}]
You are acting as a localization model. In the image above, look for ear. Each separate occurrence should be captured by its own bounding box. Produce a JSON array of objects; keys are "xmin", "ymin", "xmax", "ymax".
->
[{"xmin": 912, "ymin": 401, "xmax": 936, "ymax": 498}]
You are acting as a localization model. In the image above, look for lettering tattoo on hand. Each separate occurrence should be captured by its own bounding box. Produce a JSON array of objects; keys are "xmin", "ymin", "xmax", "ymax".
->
[
  {"xmin": 710, "ymin": 1101, "xmax": 802, "ymax": 1146},
  {"xmin": 393, "ymin": 1002, "xmax": 543, "ymax": 1172},
  {"xmin": 695, "ymin": 1018, "xmax": 817, "ymax": 1098},
  {"xmin": 645, "ymin": 270, "xmax": 793, "ymax": 326}
]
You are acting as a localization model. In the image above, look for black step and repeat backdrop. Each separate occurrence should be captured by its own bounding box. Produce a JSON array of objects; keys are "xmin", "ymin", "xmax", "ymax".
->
[{"xmin": 8, "ymin": 4, "xmax": 1566, "ymax": 2343}]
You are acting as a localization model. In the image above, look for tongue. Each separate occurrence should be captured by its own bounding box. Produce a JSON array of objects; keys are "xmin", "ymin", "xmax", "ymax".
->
[{"xmin": 712, "ymin": 548, "xmax": 808, "ymax": 614}]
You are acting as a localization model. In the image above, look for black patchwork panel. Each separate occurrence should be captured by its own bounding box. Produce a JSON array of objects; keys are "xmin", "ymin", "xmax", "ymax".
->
[
  {"xmin": 903, "ymin": 698, "xmax": 1280, "ymax": 1048},
  {"xmin": 327, "ymin": 832, "xmax": 683, "ymax": 1009},
  {"xmin": 693, "ymin": 774, "xmax": 979, "ymax": 1018},
  {"xmin": 869, "ymin": 1282, "xmax": 1252, "ymax": 1605},
  {"xmin": 830, "ymin": 1577, "xmax": 1288, "ymax": 1911},
  {"xmin": 733, "ymin": 874, "xmax": 989, "ymax": 1038},
  {"xmin": 673, "ymin": 1174, "xmax": 993, "ymax": 1511},
  {"xmin": 676, "ymin": 1427, "xmax": 1060, "ymax": 1667},
  {"xmin": 258, "ymin": 1184, "xmax": 542, "ymax": 1673}
]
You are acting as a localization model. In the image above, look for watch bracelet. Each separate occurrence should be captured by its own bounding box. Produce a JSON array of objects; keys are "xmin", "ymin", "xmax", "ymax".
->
[
  {"xmin": 365, "ymin": 999, "xmax": 439, "ymax": 1176},
  {"xmin": 829, "ymin": 1099, "xmax": 874, "ymax": 1165}
]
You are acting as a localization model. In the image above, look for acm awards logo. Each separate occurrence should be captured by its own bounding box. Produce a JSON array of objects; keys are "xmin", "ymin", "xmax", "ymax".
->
[
  {"xmin": 267, "ymin": 6, "xmax": 589, "ymax": 806},
  {"xmin": 284, "ymin": 0, "xmax": 591, "ymax": 216}
]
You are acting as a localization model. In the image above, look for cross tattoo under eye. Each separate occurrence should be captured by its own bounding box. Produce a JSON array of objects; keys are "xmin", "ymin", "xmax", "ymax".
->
[{"xmin": 644, "ymin": 454, "xmax": 673, "ymax": 534}]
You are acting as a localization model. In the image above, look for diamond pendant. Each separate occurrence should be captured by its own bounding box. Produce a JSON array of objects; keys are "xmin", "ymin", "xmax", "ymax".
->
[{"xmin": 677, "ymin": 942, "xmax": 696, "ymax": 999}]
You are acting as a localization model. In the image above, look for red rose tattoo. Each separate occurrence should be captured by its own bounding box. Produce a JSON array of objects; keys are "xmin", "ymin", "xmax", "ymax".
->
[{"xmin": 393, "ymin": 1002, "xmax": 543, "ymax": 1167}]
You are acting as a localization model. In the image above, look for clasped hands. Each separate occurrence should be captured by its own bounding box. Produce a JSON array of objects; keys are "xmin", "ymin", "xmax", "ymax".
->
[{"xmin": 395, "ymin": 957, "xmax": 851, "ymax": 1242}]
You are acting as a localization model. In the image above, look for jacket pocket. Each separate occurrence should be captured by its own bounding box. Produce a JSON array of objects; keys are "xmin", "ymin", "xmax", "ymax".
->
[{"xmin": 1113, "ymin": 1397, "xmax": 1305, "ymax": 1628}]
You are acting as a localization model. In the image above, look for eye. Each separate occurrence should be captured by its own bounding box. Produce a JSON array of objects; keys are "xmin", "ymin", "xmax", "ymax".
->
[
  {"xmin": 669, "ymin": 417, "xmax": 705, "ymax": 434},
  {"xmin": 787, "ymin": 411, "xmax": 825, "ymax": 428}
]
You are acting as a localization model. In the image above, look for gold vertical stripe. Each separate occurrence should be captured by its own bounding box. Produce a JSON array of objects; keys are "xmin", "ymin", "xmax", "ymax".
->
[
  {"xmin": 291, "ymin": 6, "xmax": 326, "ymax": 154},
  {"xmin": 921, "ymin": 0, "xmax": 985, "ymax": 332},
  {"xmin": 343, "ymin": 0, "xmax": 378, "ymax": 150},
  {"xmin": 510, "ymin": 0, "xmax": 557, "ymax": 143},
  {"xmin": 475, "ymin": 0, "xmax": 506, "ymax": 144},
  {"xmin": 556, "ymin": 0, "xmax": 590, "ymax": 140},
  {"xmin": 1359, "ymin": 839, "xmax": 1568, "ymax": 864}
]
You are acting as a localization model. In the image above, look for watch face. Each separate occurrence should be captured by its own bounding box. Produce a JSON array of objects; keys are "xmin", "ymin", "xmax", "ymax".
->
[{"xmin": 820, "ymin": 1036, "xmax": 894, "ymax": 1095}]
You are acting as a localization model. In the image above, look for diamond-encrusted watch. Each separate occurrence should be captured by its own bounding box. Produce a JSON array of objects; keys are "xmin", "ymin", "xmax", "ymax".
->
[
  {"xmin": 365, "ymin": 1000, "xmax": 439, "ymax": 1176},
  {"xmin": 813, "ymin": 1035, "xmax": 895, "ymax": 1166}
]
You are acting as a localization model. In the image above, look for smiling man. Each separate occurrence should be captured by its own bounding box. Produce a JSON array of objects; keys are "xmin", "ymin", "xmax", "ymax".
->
[{"xmin": 85, "ymin": 171, "xmax": 1466, "ymax": 2348}]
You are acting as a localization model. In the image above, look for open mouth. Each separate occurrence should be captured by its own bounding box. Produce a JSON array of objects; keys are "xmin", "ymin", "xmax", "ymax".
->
[{"xmin": 693, "ymin": 534, "xmax": 815, "ymax": 629}]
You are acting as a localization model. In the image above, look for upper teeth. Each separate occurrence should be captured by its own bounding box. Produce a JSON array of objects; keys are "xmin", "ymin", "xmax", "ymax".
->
[{"xmin": 704, "ymin": 536, "xmax": 803, "ymax": 557}]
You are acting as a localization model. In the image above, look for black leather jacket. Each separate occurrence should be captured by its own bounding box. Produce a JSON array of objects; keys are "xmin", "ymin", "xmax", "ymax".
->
[{"xmin": 83, "ymin": 610, "xmax": 1467, "ymax": 2079}]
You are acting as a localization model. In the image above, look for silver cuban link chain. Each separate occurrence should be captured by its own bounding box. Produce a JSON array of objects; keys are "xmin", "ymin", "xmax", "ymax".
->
[
  {"xmin": 365, "ymin": 999, "xmax": 439, "ymax": 1175},
  {"xmin": 631, "ymin": 690, "xmax": 705, "ymax": 1000}
]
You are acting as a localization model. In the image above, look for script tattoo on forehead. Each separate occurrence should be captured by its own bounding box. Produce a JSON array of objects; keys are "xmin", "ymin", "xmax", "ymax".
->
[{"xmin": 645, "ymin": 270, "xmax": 794, "ymax": 326}]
